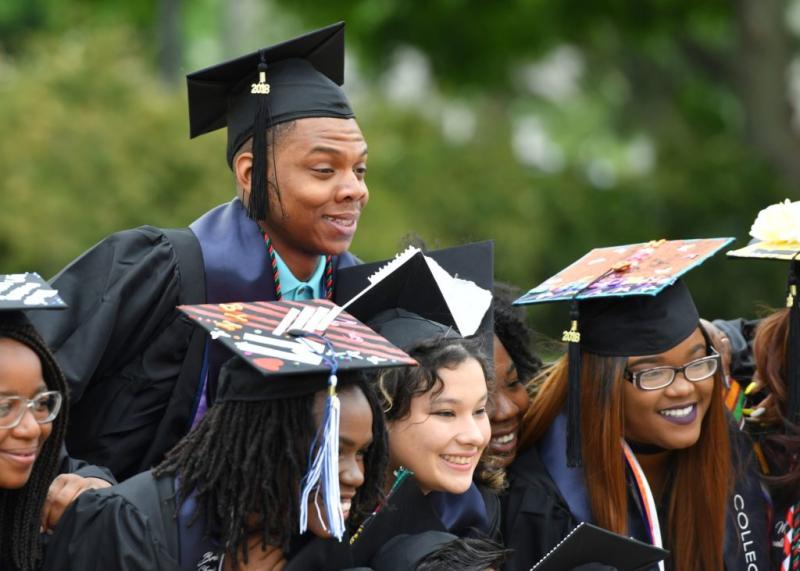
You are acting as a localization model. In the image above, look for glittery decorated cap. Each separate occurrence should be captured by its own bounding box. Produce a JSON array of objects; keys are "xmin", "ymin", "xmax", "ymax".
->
[
  {"xmin": 514, "ymin": 238, "xmax": 731, "ymax": 466},
  {"xmin": 178, "ymin": 299, "xmax": 415, "ymax": 402}
]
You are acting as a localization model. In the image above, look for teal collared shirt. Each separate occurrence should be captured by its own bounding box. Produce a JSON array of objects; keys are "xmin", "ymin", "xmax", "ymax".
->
[{"xmin": 274, "ymin": 251, "xmax": 325, "ymax": 300}]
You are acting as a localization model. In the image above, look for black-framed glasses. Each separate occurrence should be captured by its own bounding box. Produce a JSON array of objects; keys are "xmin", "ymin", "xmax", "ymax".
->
[
  {"xmin": 0, "ymin": 391, "xmax": 63, "ymax": 429},
  {"xmin": 624, "ymin": 348, "xmax": 720, "ymax": 391}
]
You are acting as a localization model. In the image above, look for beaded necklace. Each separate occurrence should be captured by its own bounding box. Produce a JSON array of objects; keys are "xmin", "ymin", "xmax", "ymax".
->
[{"xmin": 264, "ymin": 234, "xmax": 333, "ymax": 300}]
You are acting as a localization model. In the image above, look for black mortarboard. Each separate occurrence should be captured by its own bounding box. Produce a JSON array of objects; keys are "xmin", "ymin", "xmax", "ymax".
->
[
  {"xmin": 531, "ymin": 522, "xmax": 669, "ymax": 571},
  {"xmin": 187, "ymin": 22, "xmax": 354, "ymax": 221},
  {"xmin": 728, "ymin": 199, "xmax": 800, "ymax": 423},
  {"xmin": 334, "ymin": 242, "xmax": 493, "ymax": 351},
  {"xmin": 515, "ymin": 238, "xmax": 731, "ymax": 466},
  {"xmin": 179, "ymin": 299, "xmax": 413, "ymax": 541}
]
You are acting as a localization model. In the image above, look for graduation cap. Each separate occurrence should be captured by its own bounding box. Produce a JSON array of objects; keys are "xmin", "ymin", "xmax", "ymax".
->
[
  {"xmin": 186, "ymin": 22, "xmax": 354, "ymax": 221},
  {"xmin": 531, "ymin": 522, "xmax": 669, "ymax": 571},
  {"xmin": 334, "ymin": 242, "xmax": 494, "ymax": 351},
  {"xmin": 515, "ymin": 238, "xmax": 732, "ymax": 466},
  {"xmin": 0, "ymin": 273, "xmax": 66, "ymax": 311},
  {"xmin": 178, "ymin": 299, "xmax": 414, "ymax": 540},
  {"xmin": 728, "ymin": 199, "xmax": 800, "ymax": 423}
]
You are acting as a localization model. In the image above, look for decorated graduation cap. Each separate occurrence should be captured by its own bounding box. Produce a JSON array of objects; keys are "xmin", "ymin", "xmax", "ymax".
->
[
  {"xmin": 0, "ymin": 273, "xmax": 66, "ymax": 312},
  {"xmin": 515, "ymin": 238, "xmax": 732, "ymax": 466},
  {"xmin": 1, "ymin": 272, "xmax": 66, "ymax": 330},
  {"xmin": 334, "ymin": 242, "xmax": 494, "ymax": 350},
  {"xmin": 187, "ymin": 22, "xmax": 354, "ymax": 221},
  {"xmin": 179, "ymin": 299, "xmax": 414, "ymax": 540},
  {"xmin": 728, "ymin": 199, "xmax": 800, "ymax": 423}
]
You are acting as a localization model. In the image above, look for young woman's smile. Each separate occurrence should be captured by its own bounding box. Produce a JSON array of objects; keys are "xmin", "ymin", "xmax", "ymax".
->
[
  {"xmin": 307, "ymin": 385, "xmax": 373, "ymax": 538},
  {"xmin": 388, "ymin": 358, "xmax": 491, "ymax": 495},
  {"xmin": 623, "ymin": 328, "xmax": 715, "ymax": 450},
  {"xmin": 0, "ymin": 338, "xmax": 52, "ymax": 489},
  {"xmin": 487, "ymin": 336, "xmax": 529, "ymax": 465}
]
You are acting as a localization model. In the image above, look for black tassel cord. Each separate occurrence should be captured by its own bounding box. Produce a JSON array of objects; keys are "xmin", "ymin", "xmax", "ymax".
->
[
  {"xmin": 248, "ymin": 52, "xmax": 271, "ymax": 221},
  {"xmin": 565, "ymin": 301, "xmax": 583, "ymax": 467}
]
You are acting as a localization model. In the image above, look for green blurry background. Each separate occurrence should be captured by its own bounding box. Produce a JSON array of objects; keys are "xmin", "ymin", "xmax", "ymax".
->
[{"xmin": 1, "ymin": 0, "xmax": 797, "ymax": 339}]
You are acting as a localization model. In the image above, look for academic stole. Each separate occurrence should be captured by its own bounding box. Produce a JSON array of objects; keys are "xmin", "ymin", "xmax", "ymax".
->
[
  {"xmin": 783, "ymin": 500, "xmax": 800, "ymax": 571},
  {"xmin": 622, "ymin": 440, "xmax": 666, "ymax": 571}
]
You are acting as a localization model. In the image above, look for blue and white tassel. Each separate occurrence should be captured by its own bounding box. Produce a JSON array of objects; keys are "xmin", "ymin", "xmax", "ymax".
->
[{"xmin": 295, "ymin": 335, "xmax": 346, "ymax": 540}]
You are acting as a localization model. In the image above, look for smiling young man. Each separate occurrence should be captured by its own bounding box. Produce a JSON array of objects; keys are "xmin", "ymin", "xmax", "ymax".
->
[{"xmin": 28, "ymin": 23, "xmax": 369, "ymax": 481}]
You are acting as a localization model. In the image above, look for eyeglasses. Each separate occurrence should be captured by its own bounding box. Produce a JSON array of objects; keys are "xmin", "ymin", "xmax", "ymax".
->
[
  {"xmin": 624, "ymin": 348, "xmax": 720, "ymax": 391},
  {"xmin": 0, "ymin": 391, "xmax": 63, "ymax": 429}
]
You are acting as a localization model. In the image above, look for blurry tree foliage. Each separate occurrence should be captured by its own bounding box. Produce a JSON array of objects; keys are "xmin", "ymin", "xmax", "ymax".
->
[{"xmin": 0, "ymin": 1, "xmax": 795, "ymax": 340}]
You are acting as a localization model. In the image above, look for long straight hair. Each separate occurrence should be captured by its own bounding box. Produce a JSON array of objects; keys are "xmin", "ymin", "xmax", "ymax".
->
[
  {"xmin": 752, "ymin": 307, "xmax": 800, "ymax": 495},
  {"xmin": 521, "ymin": 347, "xmax": 732, "ymax": 571}
]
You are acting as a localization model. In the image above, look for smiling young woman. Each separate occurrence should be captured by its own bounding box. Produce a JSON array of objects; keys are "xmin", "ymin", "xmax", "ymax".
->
[
  {"xmin": 384, "ymin": 347, "xmax": 491, "ymax": 496},
  {"xmin": 504, "ymin": 241, "xmax": 771, "ymax": 571},
  {"xmin": 484, "ymin": 283, "xmax": 543, "ymax": 470},
  {"xmin": 349, "ymin": 335, "xmax": 500, "ymax": 568},
  {"xmin": 0, "ymin": 314, "xmax": 68, "ymax": 571},
  {"xmin": 511, "ymin": 323, "xmax": 735, "ymax": 570}
]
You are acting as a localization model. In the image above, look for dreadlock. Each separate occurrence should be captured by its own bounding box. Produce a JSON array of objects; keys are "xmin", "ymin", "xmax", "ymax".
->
[
  {"xmin": 153, "ymin": 372, "xmax": 386, "ymax": 567},
  {"xmin": 0, "ymin": 313, "xmax": 69, "ymax": 571}
]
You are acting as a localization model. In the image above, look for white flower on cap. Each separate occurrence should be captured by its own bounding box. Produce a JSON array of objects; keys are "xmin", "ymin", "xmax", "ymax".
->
[{"xmin": 750, "ymin": 199, "xmax": 800, "ymax": 244}]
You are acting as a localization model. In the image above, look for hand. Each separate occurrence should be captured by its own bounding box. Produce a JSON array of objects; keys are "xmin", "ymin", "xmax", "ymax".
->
[
  {"xmin": 224, "ymin": 542, "xmax": 286, "ymax": 571},
  {"xmin": 41, "ymin": 474, "xmax": 111, "ymax": 532},
  {"xmin": 743, "ymin": 379, "xmax": 774, "ymax": 424},
  {"xmin": 700, "ymin": 319, "xmax": 732, "ymax": 382}
]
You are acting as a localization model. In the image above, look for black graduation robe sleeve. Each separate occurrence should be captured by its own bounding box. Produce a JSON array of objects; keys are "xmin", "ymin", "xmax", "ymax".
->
[
  {"xmin": 41, "ymin": 487, "xmax": 179, "ymax": 571},
  {"xmin": 502, "ymin": 446, "xmax": 578, "ymax": 571},
  {"xmin": 28, "ymin": 226, "xmax": 205, "ymax": 480},
  {"xmin": 57, "ymin": 444, "xmax": 116, "ymax": 484}
]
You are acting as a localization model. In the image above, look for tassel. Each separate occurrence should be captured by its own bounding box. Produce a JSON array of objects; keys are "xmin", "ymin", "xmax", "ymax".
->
[
  {"xmin": 786, "ymin": 260, "xmax": 800, "ymax": 424},
  {"xmin": 248, "ymin": 52, "xmax": 271, "ymax": 221},
  {"xmin": 299, "ymin": 374, "xmax": 345, "ymax": 540},
  {"xmin": 563, "ymin": 301, "xmax": 582, "ymax": 467}
]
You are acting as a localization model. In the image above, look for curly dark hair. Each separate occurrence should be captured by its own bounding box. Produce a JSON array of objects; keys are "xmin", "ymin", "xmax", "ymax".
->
[
  {"xmin": 493, "ymin": 282, "xmax": 543, "ymax": 384},
  {"xmin": 375, "ymin": 336, "xmax": 491, "ymax": 423},
  {"xmin": 153, "ymin": 370, "xmax": 387, "ymax": 567},
  {"xmin": 0, "ymin": 313, "xmax": 69, "ymax": 571}
]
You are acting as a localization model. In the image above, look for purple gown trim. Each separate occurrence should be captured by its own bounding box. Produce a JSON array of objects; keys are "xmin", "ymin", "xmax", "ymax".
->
[
  {"xmin": 538, "ymin": 412, "xmax": 594, "ymax": 524},
  {"xmin": 188, "ymin": 198, "xmax": 358, "ymax": 422}
]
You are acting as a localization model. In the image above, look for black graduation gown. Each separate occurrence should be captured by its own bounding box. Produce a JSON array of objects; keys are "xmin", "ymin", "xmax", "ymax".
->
[
  {"xmin": 57, "ymin": 444, "xmax": 116, "ymax": 483},
  {"xmin": 350, "ymin": 475, "xmax": 501, "ymax": 567},
  {"xmin": 42, "ymin": 472, "xmax": 181, "ymax": 571},
  {"xmin": 42, "ymin": 471, "xmax": 357, "ymax": 571},
  {"xmin": 29, "ymin": 199, "xmax": 359, "ymax": 481},
  {"xmin": 502, "ymin": 423, "xmax": 771, "ymax": 571}
]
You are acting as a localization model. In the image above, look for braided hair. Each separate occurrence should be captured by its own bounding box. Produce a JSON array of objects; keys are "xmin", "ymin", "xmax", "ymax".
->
[
  {"xmin": 153, "ymin": 371, "xmax": 387, "ymax": 567},
  {"xmin": 0, "ymin": 313, "xmax": 69, "ymax": 571}
]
